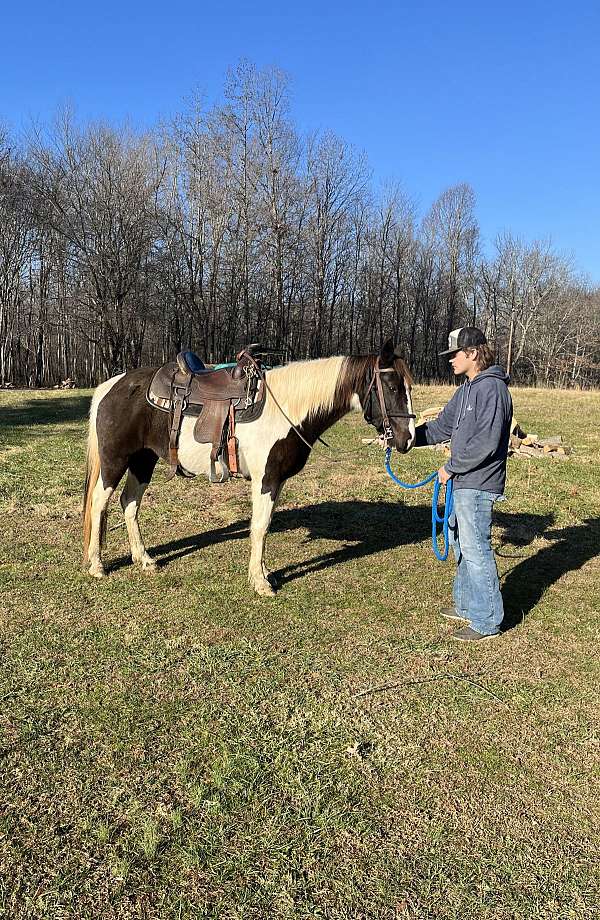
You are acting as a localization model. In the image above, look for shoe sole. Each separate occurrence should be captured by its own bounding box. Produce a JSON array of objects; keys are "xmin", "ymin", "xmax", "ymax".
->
[
  {"xmin": 440, "ymin": 613, "xmax": 469, "ymax": 622},
  {"xmin": 450, "ymin": 632, "xmax": 498, "ymax": 642}
]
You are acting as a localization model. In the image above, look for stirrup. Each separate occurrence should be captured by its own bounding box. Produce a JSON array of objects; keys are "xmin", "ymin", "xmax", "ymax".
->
[{"xmin": 209, "ymin": 459, "xmax": 229, "ymax": 484}]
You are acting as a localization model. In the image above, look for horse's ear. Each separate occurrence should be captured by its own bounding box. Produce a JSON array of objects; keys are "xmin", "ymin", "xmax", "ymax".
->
[{"xmin": 379, "ymin": 337, "xmax": 395, "ymax": 367}]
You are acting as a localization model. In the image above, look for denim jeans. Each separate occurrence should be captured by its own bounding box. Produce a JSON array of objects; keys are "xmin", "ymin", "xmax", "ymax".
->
[{"xmin": 448, "ymin": 488, "xmax": 505, "ymax": 635}]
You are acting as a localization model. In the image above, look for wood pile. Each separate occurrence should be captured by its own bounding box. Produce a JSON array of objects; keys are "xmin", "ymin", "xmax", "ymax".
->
[
  {"xmin": 53, "ymin": 377, "xmax": 76, "ymax": 389},
  {"xmin": 419, "ymin": 406, "xmax": 444, "ymax": 423},
  {"xmin": 508, "ymin": 420, "xmax": 570, "ymax": 460}
]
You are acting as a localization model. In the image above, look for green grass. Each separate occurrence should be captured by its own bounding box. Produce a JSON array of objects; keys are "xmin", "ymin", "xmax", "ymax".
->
[{"xmin": 1, "ymin": 385, "xmax": 599, "ymax": 919}]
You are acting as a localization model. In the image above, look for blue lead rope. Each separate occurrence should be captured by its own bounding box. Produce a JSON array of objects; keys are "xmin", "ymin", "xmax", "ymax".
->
[{"xmin": 384, "ymin": 448, "xmax": 454, "ymax": 561}]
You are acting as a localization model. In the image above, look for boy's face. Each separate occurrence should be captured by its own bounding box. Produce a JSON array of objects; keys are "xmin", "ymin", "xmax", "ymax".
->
[{"xmin": 449, "ymin": 348, "xmax": 478, "ymax": 377}]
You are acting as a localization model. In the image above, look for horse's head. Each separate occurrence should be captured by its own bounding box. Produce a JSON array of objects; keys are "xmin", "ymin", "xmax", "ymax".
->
[{"xmin": 361, "ymin": 339, "xmax": 416, "ymax": 453}]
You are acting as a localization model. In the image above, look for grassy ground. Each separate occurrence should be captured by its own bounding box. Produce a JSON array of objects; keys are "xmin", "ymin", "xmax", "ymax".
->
[{"xmin": 1, "ymin": 383, "xmax": 599, "ymax": 920}]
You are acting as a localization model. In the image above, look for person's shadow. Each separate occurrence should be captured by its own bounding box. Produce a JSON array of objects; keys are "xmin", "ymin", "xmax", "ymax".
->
[{"xmin": 494, "ymin": 513, "xmax": 600, "ymax": 630}]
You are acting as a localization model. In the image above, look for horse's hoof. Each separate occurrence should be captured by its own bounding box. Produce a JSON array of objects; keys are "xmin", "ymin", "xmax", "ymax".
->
[
  {"xmin": 254, "ymin": 579, "xmax": 276, "ymax": 597},
  {"xmin": 89, "ymin": 564, "xmax": 106, "ymax": 579},
  {"xmin": 132, "ymin": 552, "xmax": 157, "ymax": 573}
]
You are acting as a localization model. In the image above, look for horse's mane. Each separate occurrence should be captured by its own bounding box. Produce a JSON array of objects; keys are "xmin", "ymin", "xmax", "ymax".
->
[
  {"xmin": 264, "ymin": 353, "xmax": 412, "ymax": 426},
  {"xmin": 264, "ymin": 356, "xmax": 346, "ymax": 425}
]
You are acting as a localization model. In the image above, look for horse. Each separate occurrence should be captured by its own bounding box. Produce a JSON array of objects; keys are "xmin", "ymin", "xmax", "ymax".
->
[{"xmin": 82, "ymin": 339, "xmax": 415, "ymax": 596}]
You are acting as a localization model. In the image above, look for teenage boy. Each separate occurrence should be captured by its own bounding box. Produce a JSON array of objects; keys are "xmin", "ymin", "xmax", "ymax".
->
[{"xmin": 415, "ymin": 327, "xmax": 512, "ymax": 641}]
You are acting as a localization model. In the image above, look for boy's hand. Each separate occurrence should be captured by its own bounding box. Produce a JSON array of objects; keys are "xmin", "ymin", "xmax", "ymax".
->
[{"xmin": 438, "ymin": 465, "xmax": 453, "ymax": 485}]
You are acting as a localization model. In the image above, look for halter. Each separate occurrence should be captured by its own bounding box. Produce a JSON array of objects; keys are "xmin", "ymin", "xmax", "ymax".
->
[{"xmin": 363, "ymin": 357, "xmax": 416, "ymax": 446}]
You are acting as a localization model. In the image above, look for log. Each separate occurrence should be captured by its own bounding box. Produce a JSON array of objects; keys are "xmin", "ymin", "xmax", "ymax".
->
[
  {"xmin": 510, "ymin": 417, "xmax": 527, "ymax": 438},
  {"xmin": 538, "ymin": 436, "xmax": 563, "ymax": 447},
  {"xmin": 419, "ymin": 406, "xmax": 443, "ymax": 421},
  {"xmin": 518, "ymin": 445, "xmax": 543, "ymax": 457}
]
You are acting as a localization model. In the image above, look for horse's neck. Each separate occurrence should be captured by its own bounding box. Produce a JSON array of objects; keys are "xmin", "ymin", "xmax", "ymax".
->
[
  {"xmin": 265, "ymin": 354, "xmax": 373, "ymax": 443},
  {"xmin": 301, "ymin": 401, "xmax": 352, "ymax": 444}
]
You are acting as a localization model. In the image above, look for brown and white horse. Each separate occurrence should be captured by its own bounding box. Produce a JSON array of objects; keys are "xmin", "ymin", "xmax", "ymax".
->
[{"xmin": 82, "ymin": 339, "xmax": 415, "ymax": 595}]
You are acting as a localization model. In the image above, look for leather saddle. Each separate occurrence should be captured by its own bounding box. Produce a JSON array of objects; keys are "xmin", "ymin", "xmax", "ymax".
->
[{"xmin": 147, "ymin": 347, "xmax": 266, "ymax": 479}]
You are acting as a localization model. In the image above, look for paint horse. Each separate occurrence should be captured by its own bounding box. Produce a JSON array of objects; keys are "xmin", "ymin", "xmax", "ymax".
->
[{"xmin": 82, "ymin": 339, "xmax": 415, "ymax": 595}]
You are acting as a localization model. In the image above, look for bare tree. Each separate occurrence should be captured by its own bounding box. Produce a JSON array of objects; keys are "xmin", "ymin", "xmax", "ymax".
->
[
  {"xmin": 0, "ymin": 71, "xmax": 598, "ymax": 389},
  {"xmin": 423, "ymin": 183, "xmax": 479, "ymax": 352},
  {"xmin": 28, "ymin": 115, "xmax": 162, "ymax": 375}
]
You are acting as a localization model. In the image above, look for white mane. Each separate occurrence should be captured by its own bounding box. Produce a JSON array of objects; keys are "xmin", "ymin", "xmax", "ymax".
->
[{"xmin": 263, "ymin": 356, "xmax": 346, "ymax": 426}]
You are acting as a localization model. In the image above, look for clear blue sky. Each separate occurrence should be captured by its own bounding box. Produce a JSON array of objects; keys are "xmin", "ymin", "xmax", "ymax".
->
[{"xmin": 3, "ymin": 0, "xmax": 600, "ymax": 281}]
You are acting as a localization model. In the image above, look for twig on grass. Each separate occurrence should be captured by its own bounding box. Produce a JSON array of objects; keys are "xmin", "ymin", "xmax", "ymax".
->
[{"xmin": 355, "ymin": 672, "xmax": 507, "ymax": 705}]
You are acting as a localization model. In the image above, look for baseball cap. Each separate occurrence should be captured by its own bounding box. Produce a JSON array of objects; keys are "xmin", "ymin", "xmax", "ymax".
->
[{"xmin": 439, "ymin": 327, "xmax": 487, "ymax": 356}]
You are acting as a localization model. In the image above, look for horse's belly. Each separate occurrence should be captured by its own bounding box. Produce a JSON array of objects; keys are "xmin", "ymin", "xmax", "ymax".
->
[
  {"xmin": 235, "ymin": 412, "xmax": 292, "ymax": 479},
  {"xmin": 177, "ymin": 419, "xmax": 230, "ymax": 481},
  {"xmin": 178, "ymin": 409, "xmax": 291, "ymax": 483}
]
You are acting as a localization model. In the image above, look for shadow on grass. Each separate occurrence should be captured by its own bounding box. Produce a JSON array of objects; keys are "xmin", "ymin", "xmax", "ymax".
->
[
  {"xmin": 271, "ymin": 507, "xmax": 600, "ymax": 600},
  {"xmin": 0, "ymin": 395, "xmax": 91, "ymax": 432},
  {"xmin": 495, "ymin": 510, "xmax": 555, "ymax": 547},
  {"xmin": 108, "ymin": 505, "xmax": 599, "ymax": 626},
  {"xmin": 499, "ymin": 516, "xmax": 600, "ymax": 630},
  {"xmin": 271, "ymin": 501, "xmax": 433, "ymax": 586},
  {"xmin": 109, "ymin": 500, "xmax": 432, "ymax": 575}
]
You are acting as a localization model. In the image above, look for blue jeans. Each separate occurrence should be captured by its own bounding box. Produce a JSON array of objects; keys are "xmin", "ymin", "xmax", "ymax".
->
[{"xmin": 448, "ymin": 488, "xmax": 504, "ymax": 635}]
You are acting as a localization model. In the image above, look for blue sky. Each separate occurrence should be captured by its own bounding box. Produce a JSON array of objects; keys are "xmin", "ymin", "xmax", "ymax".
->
[{"xmin": 3, "ymin": 1, "xmax": 599, "ymax": 281}]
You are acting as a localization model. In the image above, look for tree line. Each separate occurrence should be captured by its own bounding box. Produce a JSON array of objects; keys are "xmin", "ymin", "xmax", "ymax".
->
[{"xmin": 1, "ymin": 63, "xmax": 598, "ymax": 389}]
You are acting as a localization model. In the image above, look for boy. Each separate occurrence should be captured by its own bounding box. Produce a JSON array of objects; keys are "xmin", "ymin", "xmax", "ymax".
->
[{"xmin": 415, "ymin": 328, "xmax": 512, "ymax": 641}]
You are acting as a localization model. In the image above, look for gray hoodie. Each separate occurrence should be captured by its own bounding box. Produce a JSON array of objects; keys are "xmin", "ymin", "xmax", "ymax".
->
[{"xmin": 415, "ymin": 366, "xmax": 512, "ymax": 494}]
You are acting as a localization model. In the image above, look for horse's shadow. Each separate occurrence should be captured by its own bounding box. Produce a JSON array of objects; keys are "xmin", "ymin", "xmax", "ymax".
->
[
  {"xmin": 108, "ymin": 502, "xmax": 599, "ymax": 626},
  {"xmin": 110, "ymin": 500, "xmax": 433, "ymax": 577}
]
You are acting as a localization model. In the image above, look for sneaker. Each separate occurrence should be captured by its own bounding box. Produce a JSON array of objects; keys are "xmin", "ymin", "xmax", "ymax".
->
[
  {"xmin": 439, "ymin": 607, "xmax": 469, "ymax": 622},
  {"xmin": 450, "ymin": 626, "xmax": 498, "ymax": 642}
]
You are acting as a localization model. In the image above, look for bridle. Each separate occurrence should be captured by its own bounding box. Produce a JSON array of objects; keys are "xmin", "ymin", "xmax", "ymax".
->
[{"xmin": 363, "ymin": 357, "xmax": 416, "ymax": 447}]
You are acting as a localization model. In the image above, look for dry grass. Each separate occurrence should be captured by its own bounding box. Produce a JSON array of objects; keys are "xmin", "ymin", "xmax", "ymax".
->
[{"xmin": 0, "ymin": 384, "xmax": 599, "ymax": 919}]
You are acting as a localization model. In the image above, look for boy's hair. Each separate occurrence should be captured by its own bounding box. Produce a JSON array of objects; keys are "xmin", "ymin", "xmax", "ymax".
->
[{"xmin": 470, "ymin": 343, "xmax": 495, "ymax": 371}]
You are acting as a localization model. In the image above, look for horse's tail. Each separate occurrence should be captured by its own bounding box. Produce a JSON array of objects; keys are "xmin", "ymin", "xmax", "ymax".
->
[{"xmin": 82, "ymin": 381, "xmax": 111, "ymax": 564}]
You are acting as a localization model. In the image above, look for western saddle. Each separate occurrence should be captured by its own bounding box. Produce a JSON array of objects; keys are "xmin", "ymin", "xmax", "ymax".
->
[{"xmin": 147, "ymin": 346, "xmax": 266, "ymax": 480}]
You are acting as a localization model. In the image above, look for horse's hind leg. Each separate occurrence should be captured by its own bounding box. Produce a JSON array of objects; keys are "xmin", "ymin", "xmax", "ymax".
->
[
  {"xmin": 88, "ymin": 478, "xmax": 116, "ymax": 578},
  {"xmin": 120, "ymin": 450, "xmax": 158, "ymax": 573}
]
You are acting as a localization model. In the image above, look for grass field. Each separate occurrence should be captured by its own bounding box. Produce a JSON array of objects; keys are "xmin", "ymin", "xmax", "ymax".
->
[{"xmin": 1, "ymin": 383, "xmax": 599, "ymax": 920}]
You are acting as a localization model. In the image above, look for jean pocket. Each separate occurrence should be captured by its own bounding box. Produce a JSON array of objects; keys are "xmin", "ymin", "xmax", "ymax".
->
[{"xmin": 481, "ymin": 491, "xmax": 505, "ymax": 503}]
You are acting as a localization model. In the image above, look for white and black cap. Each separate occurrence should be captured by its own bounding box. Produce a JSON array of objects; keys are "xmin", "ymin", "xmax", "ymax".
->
[{"xmin": 439, "ymin": 326, "xmax": 487, "ymax": 356}]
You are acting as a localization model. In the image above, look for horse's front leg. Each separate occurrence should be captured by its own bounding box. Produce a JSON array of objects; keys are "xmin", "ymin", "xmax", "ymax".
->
[
  {"xmin": 120, "ymin": 466, "xmax": 157, "ymax": 573},
  {"xmin": 248, "ymin": 479, "xmax": 282, "ymax": 596}
]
